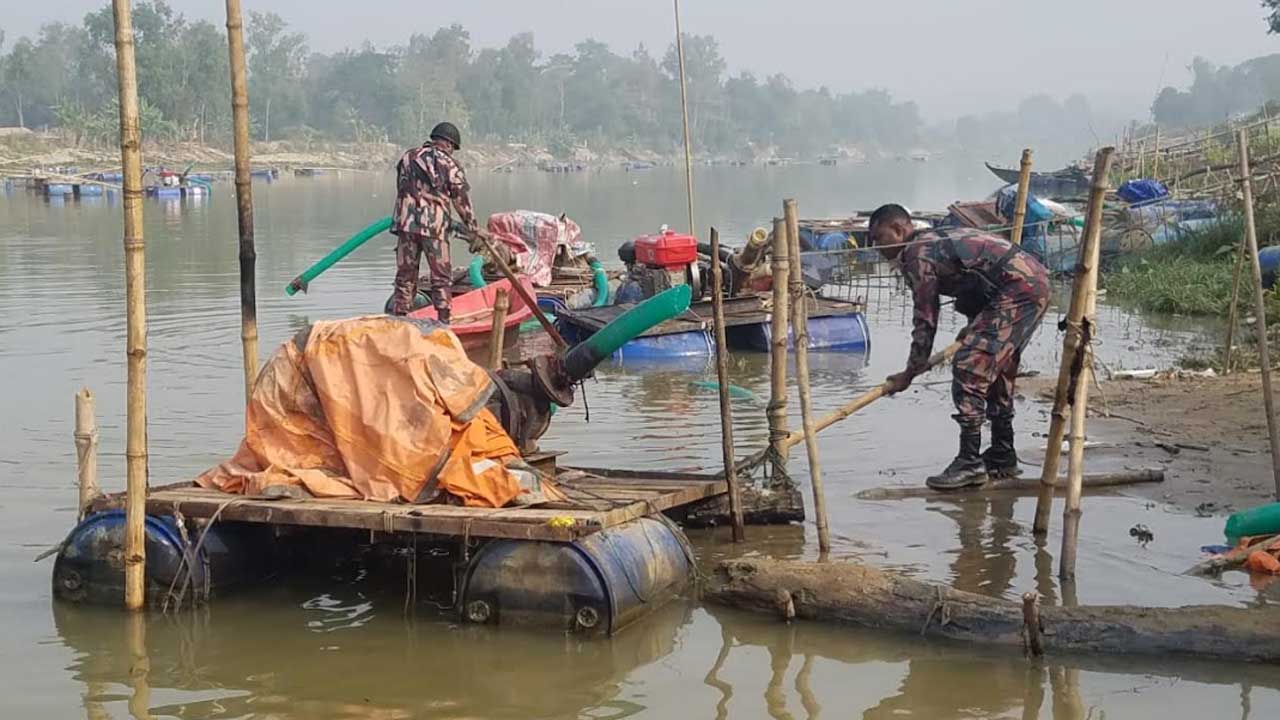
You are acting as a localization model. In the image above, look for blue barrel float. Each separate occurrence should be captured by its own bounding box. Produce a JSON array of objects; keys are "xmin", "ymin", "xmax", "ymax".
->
[{"xmin": 52, "ymin": 511, "xmax": 275, "ymax": 606}]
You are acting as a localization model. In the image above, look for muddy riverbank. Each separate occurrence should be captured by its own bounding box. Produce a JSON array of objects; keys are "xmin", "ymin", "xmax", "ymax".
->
[{"xmin": 1020, "ymin": 371, "xmax": 1278, "ymax": 513}]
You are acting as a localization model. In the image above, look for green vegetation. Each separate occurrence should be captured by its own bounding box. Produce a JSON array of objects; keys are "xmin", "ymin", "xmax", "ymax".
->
[
  {"xmin": 1103, "ymin": 209, "xmax": 1280, "ymax": 317},
  {"xmin": 0, "ymin": 1, "xmax": 923, "ymax": 157}
]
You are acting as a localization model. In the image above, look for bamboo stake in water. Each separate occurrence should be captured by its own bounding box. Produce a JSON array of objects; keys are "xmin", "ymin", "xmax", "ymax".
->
[
  {"xmin": 75, "ymin": 388, "xmax": 100, "ymax": 521},
  {"xmin": 767, "ymin": 217, "xmax": 791, "ymax": 481},
  {"xmin": 709, "ymin": 227, "xmax": 745, "ymax": 542},
  {"xmin": 487, "ymin": 288, "xmax": 510, "ymax": 370},
  {"xmin": 784, "ymin": 199, "xmax": 830, "ymax": 554},
  {"xmin": 1032, "ymin": 147, "xmax": 1114, "ymax": 538},
  {"xmin": 1237, "ymin": 129, "xmax": 1280, "ymax": 500},
  {"xmin": 1223, "ymin": 232, "xmax": 1249, "ymax": 375},
  {"xmin": 1059, "ymin": 294, "xmax": 1098, "ymax": 581},
  {"xmin": 672, "ymin": 0, "xmax": 696, "ymax": 235},
  {"xmin": 1010, "ymin": 149, "xmax": 1033, "ymax": 246},
  {"xmin": 225, "ymin": 0, "xmax": 259, "ymax": 404},
  {"xmin": 112, "ymin": 0, "xmax": 149, "ymax": 611}
]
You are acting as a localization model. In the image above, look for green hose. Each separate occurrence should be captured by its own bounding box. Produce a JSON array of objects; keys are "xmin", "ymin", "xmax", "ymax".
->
[
  {"xmin": 286, "ymin": 216, "xmax": 393, "ymax": 295},
  {"xmin": 589, "ymin": 260, "xmax": 610, "ymax": 307},
  {"xmin": 468, "ymin": 256, "xmax": 487, "ymax": 288},
  {"xmin": 564, "ymin": 285, "xmax": 691, "ymax": 379}
]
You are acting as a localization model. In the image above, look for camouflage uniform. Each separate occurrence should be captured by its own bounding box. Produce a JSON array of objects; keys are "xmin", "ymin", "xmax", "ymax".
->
[
  {"xmin": 899, "ymin": 228, "xmax": 1050, "ymax": 430},
  {"xmin": 389, "ymin": 140, "xmax": 477, "ymax": 316}
]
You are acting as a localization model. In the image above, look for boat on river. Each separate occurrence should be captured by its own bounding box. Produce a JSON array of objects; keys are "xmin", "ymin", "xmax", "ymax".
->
[
  {"xmin": 985, "ymin": 161, "xmax": 1091, "ymax": 200},
  {"xmin": 407, "ymin": 277, "xmax": 536, "ymax": 346}
]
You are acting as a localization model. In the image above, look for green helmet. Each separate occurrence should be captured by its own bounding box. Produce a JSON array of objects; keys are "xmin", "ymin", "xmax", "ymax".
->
[{"xmin": 430, "ymin": 121, "xmax": 461, "ymax": 150}]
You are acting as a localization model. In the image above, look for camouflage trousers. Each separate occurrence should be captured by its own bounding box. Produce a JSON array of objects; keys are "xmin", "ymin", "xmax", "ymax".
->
[
  {"xmin": 389, "ymin": 232, "xmax": 451, "ymax": 317},
  {"xmin": 951, "ymin": 267, "xmax": 1051, "ymax": 430}
]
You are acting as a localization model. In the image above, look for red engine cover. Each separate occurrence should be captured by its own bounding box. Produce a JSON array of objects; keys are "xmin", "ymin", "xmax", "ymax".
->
[{"xmin": 634, "ymin": 230, "xmax": 697, "ymax": 268}]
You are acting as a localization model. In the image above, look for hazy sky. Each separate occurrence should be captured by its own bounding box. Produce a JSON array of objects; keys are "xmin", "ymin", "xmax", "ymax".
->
[{"xmin": 3, "ymin": 0, "xmax": 1276, "ymax": 119}]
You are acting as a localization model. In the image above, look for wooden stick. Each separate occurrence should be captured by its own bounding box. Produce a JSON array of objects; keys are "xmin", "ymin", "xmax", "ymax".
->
[
  {"xmin": 112, "ymin": 0, "xmax": 149, "ymax": 612},
  {"xmin": 1237, "ymin": 129, "xmax": 1280, "ymax": 500},
  {"xmin": 785, "ymin": 199, "xmax": 829, "ymax": 554},
  {"xmin": 74, "ymin": 388, "xmax": 100, "ymax": 521},
  {"xmin": 1223, "ymin": 231, "xmax": 1248, "ymax": 375},
  {"xmin": 709, "ymin": 227, "xmax": 745, "ymax": 542},
  {"xmin": 1152, "ymin": 126, "xmax": 1161, "ymax": 178},
  {"xmin": 487, "ymin": 288, "xmax": 510, "ymax": 370},
  {"xmin": 780, "ymin": 341, "xmax": 961, "ymax": 453},
  {"xmin": 767, "ymin": 217, "xmax": 791, "ymax": 479},
  {"xmin": 1022, "ymin": 592, "xmax": 1044, "ymax": 657},
  {"xmin": 854, "ymin": 468, "xmax": 1164, "ymax": 500},
  {"xmin": 468, "ymin": 228, "xmax": 567, "ymax": 350},
  {"xmin": 672, "ymin": 0, "xmax": 696, "ymax": 236},
  {"xmin": 225, "ymin": 0, "xmax": 259, "ymax": 405},
  {"xmin": 1032, "ymin": 147, "xmax": 1114, "ymax": 538},
  {"xmin": 1009, "ymin": 148, "xmax": 1033, "ymax": 246}
]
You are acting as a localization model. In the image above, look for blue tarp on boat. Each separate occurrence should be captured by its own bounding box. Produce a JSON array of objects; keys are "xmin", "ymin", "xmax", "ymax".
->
[{"xmin": 1117, "ymin": 179, "xmax": 1170, "ymax": 206}]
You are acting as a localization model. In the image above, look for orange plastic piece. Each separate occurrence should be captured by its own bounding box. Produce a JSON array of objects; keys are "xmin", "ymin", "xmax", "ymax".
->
[
  {"xmin": 1244, "ymin": 550, "xmax": 1280, "ymax": 575},
  {"xmin": 198, "ymin": 316, "xmax": 525, "ymax": 507}
]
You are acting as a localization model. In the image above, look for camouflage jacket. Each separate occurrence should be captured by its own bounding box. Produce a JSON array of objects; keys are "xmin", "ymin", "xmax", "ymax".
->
[
  {"xmin": 392, "ymin": 141, "xmax": 477, "ymax": 238},
  {"xmin": 898, "ymin": 227, "xmax": 1044, "ymax": 372}
]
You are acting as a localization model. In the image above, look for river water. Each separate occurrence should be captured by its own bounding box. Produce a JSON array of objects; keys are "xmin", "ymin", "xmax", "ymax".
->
[{"xmin": 2, "ymin": 160, "xmax": 1276, "ymax": 718}]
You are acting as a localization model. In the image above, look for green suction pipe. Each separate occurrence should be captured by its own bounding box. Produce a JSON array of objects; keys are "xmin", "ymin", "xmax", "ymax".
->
[
  {"xmin": 286, "ymin": 216, "xmax": 393, "ymax": 295},
  {"xmin": 563, "ymin": 284, "xmax": 691, "ymax": 380},
  {"xmin": 589, "ymin": 259, "xmax": 610, "ymax": 307},
  {"xmin": 468, "ymin": 256, "xmax": 487, "ymax": 288}
]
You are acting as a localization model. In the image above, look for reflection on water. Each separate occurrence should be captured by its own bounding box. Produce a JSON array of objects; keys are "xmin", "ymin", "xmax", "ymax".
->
[{"xmin": 3, "ymin": 164, "xmax": 1276, "ymax": 718}]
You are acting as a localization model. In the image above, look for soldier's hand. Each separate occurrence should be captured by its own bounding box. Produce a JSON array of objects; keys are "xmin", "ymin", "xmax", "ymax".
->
[{"xmin": 885, "ymin": 371, "xmax": 914, "ymax": 396}]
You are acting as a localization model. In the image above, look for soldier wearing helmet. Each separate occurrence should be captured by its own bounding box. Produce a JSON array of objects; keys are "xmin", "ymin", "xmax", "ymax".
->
[{"xmin": 389, "ymin": 121, "xmax": 477, "ymax": 321}]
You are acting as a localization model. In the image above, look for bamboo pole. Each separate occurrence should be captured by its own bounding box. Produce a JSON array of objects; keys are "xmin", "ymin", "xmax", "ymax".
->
[
  {"xmin": 1032, "ymin": 147, "xmax": 1114, "ymax": 538},
  {"xmin": 1009, "ymin": 149, "xmax": 1033, "ymax": 246},
  {"xmin": 487, "ymin": 288, "xmax": 510, "ymax": 370},
  {"xmin": 709, "ymin": 227, "xmax": 745, "ymax": 542},
  {"xmin": 1223, "ymin": 232, "xmax": 1248, "ymax": 375},
  {"xmin": 1237, "ymin": 129, "xmax": 1280, "ymax": 500},
  {"xmin": 784, "ymin": 199, "xmax": 830, "ymax": 554},
  {"xmin": 767, "ymin": 217, "xmax": 791, "ymax": 479},
  {"xmin": 225, "ymin": 0, "xmax": 259, "ymax": 404},
  {"xmin": 780, "ymin": 341, "xmax": 961, "ymax": 452},
  {"xmin": 1152, "ymin": 126, "xmax": 1161, "ymax": 178},
  {"xmin": 1059, "ymin": 322, "xmax": 1096, "ymax": 581},
  {"xmin": 74, "ymin": 388, "xmax": 100, "ymax": 521},
  {"xmin": 112, "ymin": 0, "xmax": 149, "ymax": 611},
  {"xmin": 672, "ymin": 0, "xmax": 696, "ymax": 235}
]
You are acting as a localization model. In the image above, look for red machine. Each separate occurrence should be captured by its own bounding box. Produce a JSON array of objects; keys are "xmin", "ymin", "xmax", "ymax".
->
[{"xmin": 634, "ymin": 230, "xmax": 698, "ymax": 268}]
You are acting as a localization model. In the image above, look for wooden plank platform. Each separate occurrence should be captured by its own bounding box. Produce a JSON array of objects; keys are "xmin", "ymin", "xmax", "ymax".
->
[{"xmin": 88, "ymin": 468, "xmax": 726, "ymax": 543}]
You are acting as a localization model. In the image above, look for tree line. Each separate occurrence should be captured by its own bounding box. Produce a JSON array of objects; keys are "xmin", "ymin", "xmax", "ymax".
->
[{"xmin": 0, "ymin": 1, "xmax": 923, "ymax": 157}]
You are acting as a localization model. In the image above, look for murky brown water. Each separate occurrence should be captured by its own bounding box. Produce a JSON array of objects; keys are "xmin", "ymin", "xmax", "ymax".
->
[{"xmin": 3, "ymin": 161, "xmax": 1276, "ymax": 718}]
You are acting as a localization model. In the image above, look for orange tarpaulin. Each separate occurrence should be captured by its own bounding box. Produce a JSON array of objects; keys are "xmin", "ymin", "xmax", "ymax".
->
[{"xmin": 198, "ymin": 316, "xmax": 527, "ymax": 507}]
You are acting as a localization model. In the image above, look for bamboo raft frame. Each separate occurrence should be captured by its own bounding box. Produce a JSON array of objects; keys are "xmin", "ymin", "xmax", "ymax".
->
[{"xmin": 86, "ymin": 457, "xmax": 728, "ymax": 544}]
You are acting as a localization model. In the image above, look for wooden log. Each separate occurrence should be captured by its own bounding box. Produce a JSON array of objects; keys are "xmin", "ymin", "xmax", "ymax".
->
[
  {"xmin": 706, "ymin": 558, "xmax": 1280, "ymax": 663},
  {"xmin": 709, "ymin": 227, "xmax": 745, "ymax": 541},
  {"xmin": 225, "ymin": 0, "xmax": 259, "ymax": 405},
  {"xmin": 672, "ymin": 0, "xmax": 696, "ymax": 237},
  {"xmin": 853, "ymin": 468, "xmax": 1164, "ymax": 500},
  {"xmin": 767, "ymin": 217, "xmax": 791, "ymax": 479},
  {"xmin": 487, "ymin": 287, "xmax": 509, "ymax": 370},
  {"xmin": 1022, "ymin": 592, "xmax": 1044, "ymax": 657},
  {"xmin": 784, "ymin": 199, "xmax": 829, "ymax": 554},
  {"xmin": 1033, "ymin": 147, "xmax": 1113, "ymax": 538},
  {"xmin": 681, "ymin": 481, "xmax": 804, "ymax": 528},
  {"xmin": 1237, "ymin": 129, "xmax": 1280, "ymax": 500},
  {"xmin": 779, "ymin": 341, "xmax": 961, "ymax": 453},
  {"xmin": 1009, "ymin": 148, "xmax": 1033, "ymax": 246},
  {"xmin": 111, "ymin": 0, "xmax": 150, "ymax": 612},
  {"xmin": 74, "ymin": 388, "xmax": 100, "ymax": 521}
]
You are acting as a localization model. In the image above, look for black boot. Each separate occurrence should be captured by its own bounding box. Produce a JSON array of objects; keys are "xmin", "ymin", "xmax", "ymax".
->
[
  {"xmin": 983, "ymin": 417, "xmax": 1021, "ymax": 479},
  {"xmin": 927, "ymin": 428, "xmax": 988, "ymax": 491}
]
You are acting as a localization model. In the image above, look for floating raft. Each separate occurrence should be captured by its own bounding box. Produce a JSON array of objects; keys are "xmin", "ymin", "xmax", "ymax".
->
[
  {"xmin": 556, "ymin": 294, "xmax": 869, "ymax": 359},
  {"xmin": 56, "ymin": 459, "xmax": 731, "ymax": 634}
]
